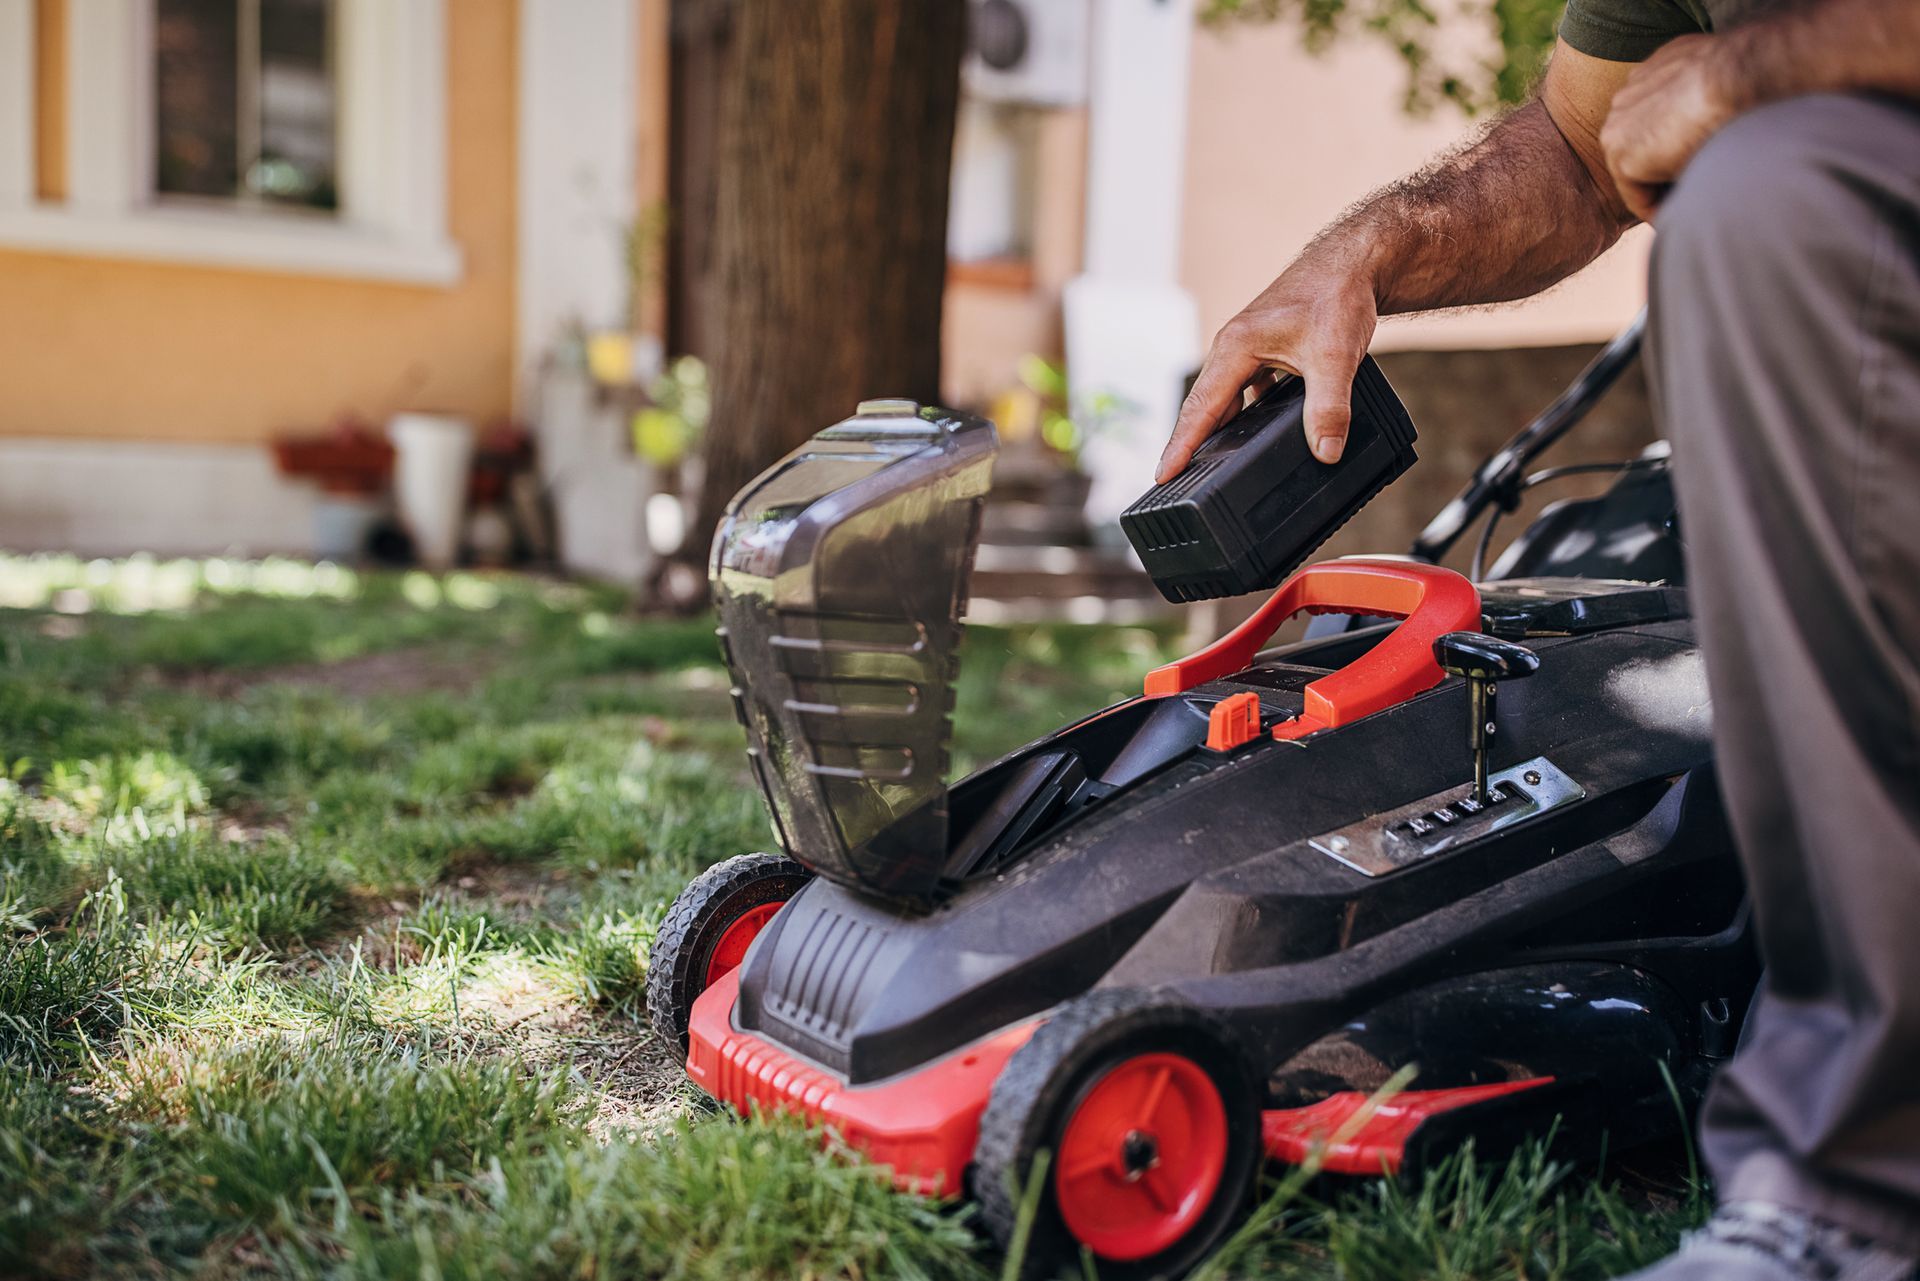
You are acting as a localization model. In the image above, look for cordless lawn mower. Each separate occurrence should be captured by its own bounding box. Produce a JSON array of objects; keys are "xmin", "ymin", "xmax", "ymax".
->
[{"xmin": 646, "ymin": 323, "xmax": 1757, "ymax": 1278}]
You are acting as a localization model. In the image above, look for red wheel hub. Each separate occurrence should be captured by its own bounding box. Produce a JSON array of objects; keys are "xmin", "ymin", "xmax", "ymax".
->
[
  {"xmin": 704, "ymin": 902, "xmax": 783, "ymax": 988},
  {"xmin": 1053, "ymin": 1051, "xmax": 1230, "ymax": 1262}
]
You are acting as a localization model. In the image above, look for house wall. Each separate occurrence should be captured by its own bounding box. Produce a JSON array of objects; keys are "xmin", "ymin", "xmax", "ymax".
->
[
  {"xmin": 941, "ymin": 12, "xmax": 1653, "ymax": 416},
  {"xmin": 0, "ymin": 0, "xmax": 518, "ymax": 448},
  {"xmin": 942, "ymin": 106, "xmax": 1088, "ymax": 409},
  {"xmin": 1175, "ymin": 22, "xmax": 1661, "ymax": 585}
]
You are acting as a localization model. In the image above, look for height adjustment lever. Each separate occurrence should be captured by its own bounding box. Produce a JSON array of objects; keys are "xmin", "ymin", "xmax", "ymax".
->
[{"xmin": 1433, "ymin": 632, "xmax": 1540, "ymax": 805}]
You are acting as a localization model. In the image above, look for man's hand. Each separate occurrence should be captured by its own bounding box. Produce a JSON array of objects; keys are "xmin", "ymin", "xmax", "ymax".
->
[
  {"xmin": 1154, "ymin": 62, "xmax": 1636, "ymax": 484},
  {"xmin": 1599, "ymin": 0, "xmax": 1920, "ymax": 224},
  {"xmin": 1599, "ymin": 35, "xmax": 1736, "ymax": 222},
  {"xmin": 1157, "ymin": 266, "xmax": 1378, "ymax": 481}
]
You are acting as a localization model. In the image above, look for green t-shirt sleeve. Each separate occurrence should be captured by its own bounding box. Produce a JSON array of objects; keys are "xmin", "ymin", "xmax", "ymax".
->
[{"xmin": 1559, "ymin": 0, "xmax": 1707, "ymax": 62}]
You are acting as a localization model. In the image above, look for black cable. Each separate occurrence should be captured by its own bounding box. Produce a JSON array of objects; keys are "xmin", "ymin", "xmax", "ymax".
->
[
  {"xmin": 1520, "ymin": 455, "xmax": 1668, "ymax": 490},
  {"xmin": 1470, "ymin": 505, "xmax": 1502, "ymax": 582},
  {"xmin": 1411, "ymin": 309, "xmax": 1647, "ymax": 563},
  {"xmin": 1473, "ymin": 454, "xmax": 1667, "ymax": 579}
]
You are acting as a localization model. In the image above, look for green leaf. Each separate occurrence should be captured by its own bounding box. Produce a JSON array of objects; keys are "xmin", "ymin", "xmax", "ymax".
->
[{"xmin": 1201, "ymin": 0, "xmax": 1565, "ymax": 115}]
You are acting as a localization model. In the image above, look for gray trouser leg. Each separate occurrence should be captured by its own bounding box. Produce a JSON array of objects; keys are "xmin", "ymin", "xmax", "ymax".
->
[{"xmin": 1647, "ymin": 92, "xmax": 1920, "ymax": 1249}]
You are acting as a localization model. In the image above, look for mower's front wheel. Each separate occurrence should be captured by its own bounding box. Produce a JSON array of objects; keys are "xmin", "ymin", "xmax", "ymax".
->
[
  {"xmin": 646, "ymin": 852, "xmax": 810, "ymax": 1056},
  {"xmin": 974, "ymin": 989, "xmax": 1262, "ymax": 1281}
]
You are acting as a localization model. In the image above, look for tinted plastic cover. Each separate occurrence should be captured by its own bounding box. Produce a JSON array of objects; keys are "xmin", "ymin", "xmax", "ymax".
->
[{"xmin": 710, "ymin": 400, "xmax": 998, "ymax": 901}]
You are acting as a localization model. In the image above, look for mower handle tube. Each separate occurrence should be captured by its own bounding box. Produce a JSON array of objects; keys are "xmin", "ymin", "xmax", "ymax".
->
[
  {"xmin": 1410, "ymin": 310, "xmax": 1645, "ymax": 565},
  {"xmin": 1145, "ymin": 560, "xmax": 1481, "ymax": 739}
]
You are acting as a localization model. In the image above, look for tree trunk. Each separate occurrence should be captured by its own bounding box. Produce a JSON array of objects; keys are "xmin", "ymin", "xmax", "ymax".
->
[
  {"xmin": 666, "ymin": 0, "xmax": 730, "ymax": 366},
  {"xmin": 670, "ymin": 0, "xmax": 967, "ymax": 598}
]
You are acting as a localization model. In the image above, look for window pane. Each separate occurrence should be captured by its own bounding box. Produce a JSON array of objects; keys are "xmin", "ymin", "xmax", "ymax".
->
[
  {"xmin": 255, "ymin": 0, "xmax": 337, "ymax": 209},
  {"xmin": 153, "ymin": 0, "xmax": 338, "ymax": 211},
  {"xmin": 154, "ymin": 0, "xmax": 240, "ymax": 201}
]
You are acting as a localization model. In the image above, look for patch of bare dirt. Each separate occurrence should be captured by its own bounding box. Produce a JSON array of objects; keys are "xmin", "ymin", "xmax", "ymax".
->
[
  {"xmin": 163, "ymin": 647, "xmax": 493, "ymax": 700},
  {"xmin": 448, "ymin": 859, "xmax": 571, "ymax": 907},
  {"xmin": 569, "ymin": 1029, "xmax": 693, "ymax": 1138},
  {"xmin": 309, "ymin": 860, "xmax": 570, "ymax": 973}
]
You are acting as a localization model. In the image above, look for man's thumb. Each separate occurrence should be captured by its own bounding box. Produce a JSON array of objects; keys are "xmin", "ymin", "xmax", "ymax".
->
[{"xmin": 1304, "ymin": 368, "xmax": 1355, "ymax": 465}]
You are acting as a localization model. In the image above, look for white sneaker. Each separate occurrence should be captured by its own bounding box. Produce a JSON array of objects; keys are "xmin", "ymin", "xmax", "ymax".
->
[{"xmin": 1620, "ymin": 1202, "xmax": 1916, "ymax": 1281}]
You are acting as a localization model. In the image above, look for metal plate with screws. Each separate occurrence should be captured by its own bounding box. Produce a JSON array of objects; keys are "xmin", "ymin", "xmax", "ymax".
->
[{"xmin": 1309, "ymin": 756, "xmax": 1585, "ymax": 877}]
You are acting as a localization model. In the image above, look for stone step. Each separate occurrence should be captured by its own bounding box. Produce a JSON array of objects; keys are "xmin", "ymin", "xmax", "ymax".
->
[{"xmin": 979, "ymin": 501, "xmax": 1093, "ymax": 547}]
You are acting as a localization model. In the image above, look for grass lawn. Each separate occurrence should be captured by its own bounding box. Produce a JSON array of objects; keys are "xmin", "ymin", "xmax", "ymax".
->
[{"xmin": 0, "ymin": 555, "xmax": 1703, "ymax": 1279}]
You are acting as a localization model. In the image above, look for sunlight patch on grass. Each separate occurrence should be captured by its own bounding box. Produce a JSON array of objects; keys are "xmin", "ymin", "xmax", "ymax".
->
[
  {"xmin": 400, "ymin": 950, "xmax": 577, "ymax": 1036},
  {"xmin": 14, "ymin": 752, "xmax": 348, "ymax": 953},
  {"xmin": 128, "ymin": 940, "xmax": 322, "ymax": 1048},
  {"xmin": 0, "ymin": 554, "xmax": 360, "ymax": 615},
  {"xmin": 43, "ymin": 750, "xmax": 209, "ymax": 831},
  {"xmin": 342, "ymin": 913, "xmax": 588, "ymax": 1046}
]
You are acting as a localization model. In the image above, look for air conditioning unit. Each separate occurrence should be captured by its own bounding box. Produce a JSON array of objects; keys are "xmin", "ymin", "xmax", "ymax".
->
[{"xmin": 964, "ymin": 0, "xmax": 1091, "ymax": 107}]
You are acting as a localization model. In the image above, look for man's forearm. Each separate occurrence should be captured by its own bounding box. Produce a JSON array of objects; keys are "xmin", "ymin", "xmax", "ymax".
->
[
  {"xmin": 1158, "ymin": 50, "xmax": 1634, "ymax": 475},
  {"xmin": 1717, "ymin": 0, "xmax": 1920, "ymax": 112},
  {"xmin": 1311, "ymin": 0, "xmax": 1918, "ymax": 315},
  {"xmin": 1310, "ymin": 102, "xmax": 1627, "ymax": 319}
]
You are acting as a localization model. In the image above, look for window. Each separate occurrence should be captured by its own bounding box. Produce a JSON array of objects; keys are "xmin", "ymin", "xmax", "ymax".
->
[
  {"xmin": 948, "ymin": 99, "xmax": 1040, "ymax": 270},
  {"xmin": 155, "ymin": 0, "xmax": 338, "ymax": 211},
  {"xmin": 0, "ymin": 0, "xmax": 458, "ymax": 285}
]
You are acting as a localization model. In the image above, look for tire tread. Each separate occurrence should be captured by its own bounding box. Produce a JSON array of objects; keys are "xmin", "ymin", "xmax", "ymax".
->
[
  {"xmin": 645, "ymin": 851, "xmax": 809, "ymax": 1055},
  {"xmin": 974, "ymin": 988, "xmax": 1259, "ymax": 1280}
]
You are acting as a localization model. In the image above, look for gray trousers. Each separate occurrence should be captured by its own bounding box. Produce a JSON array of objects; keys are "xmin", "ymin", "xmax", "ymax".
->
[{"xmin": 1648, "ymin": 92, "xmax": 1920, "ymax": 1248}]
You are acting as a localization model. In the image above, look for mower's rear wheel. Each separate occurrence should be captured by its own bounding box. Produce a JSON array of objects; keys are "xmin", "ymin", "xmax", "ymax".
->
[
  {"xmin": 646, "ymin": 852, "xmax": 810, "ymax": 1056},
  {"xmin": 974, "ymin": 989, "xmax": 1262, "ymax": 1280}
]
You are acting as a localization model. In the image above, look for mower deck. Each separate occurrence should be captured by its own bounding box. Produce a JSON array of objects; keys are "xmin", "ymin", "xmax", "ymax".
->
[
  {"xmin": 687, "ymin": 971, "xmax": 1035, "ymax": 1195},
  {"xmin": 691, "ymin": 972, "xmax": 1566, "ymax": 1190}
]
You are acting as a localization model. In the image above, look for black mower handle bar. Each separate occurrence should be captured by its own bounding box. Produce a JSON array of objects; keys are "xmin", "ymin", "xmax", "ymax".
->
[{"xmin": 1410, "ymin": 309, "xmax": 1647, "ymax": 565}]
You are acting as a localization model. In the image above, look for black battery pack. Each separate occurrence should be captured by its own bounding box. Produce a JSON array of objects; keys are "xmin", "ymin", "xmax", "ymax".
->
[{"xmin": 1120, "ymin": 356, "xmax": 1419, "ymax": 602}]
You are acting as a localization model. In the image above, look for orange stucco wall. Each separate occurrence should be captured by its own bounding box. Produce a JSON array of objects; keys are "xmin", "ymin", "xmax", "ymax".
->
[{"xmin": 0, "ymin": 0, "xmax": 518, "ymax": 446}]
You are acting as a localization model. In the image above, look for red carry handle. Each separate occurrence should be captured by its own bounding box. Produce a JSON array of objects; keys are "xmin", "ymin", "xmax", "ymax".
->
[{"xmin": 1145, "ymin": 559, "xmax": 1481, "ymax": 740}]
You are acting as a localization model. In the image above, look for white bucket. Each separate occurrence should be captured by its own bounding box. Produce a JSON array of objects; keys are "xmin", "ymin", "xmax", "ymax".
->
[{"xmin": 389, "ymin": 413, "xmax": 475, "ymax": 570}]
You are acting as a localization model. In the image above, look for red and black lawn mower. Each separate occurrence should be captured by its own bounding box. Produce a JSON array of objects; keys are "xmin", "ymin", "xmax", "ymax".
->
[{"xmin": 647, "ymin": 326, "xmax": 1756, "ymax": 1278}]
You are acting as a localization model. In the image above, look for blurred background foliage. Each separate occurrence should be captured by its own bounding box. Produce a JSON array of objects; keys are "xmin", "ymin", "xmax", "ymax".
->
[{"xmin": 1203, "ymin": 0, "xmax": 1567, "ymax": 113}]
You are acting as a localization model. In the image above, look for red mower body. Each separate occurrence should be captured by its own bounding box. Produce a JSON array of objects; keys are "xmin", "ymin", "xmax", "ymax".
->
[{"xmin": 650, "ymin": 384, "xmax": 1755, "ymax": 1277}]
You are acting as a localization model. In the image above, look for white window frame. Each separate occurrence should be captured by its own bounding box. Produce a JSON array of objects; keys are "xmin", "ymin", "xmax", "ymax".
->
[
  {"xmin": 0, "ymin": 0, "xmax": 461, "ymax": 285},
  {"xmin": 0, "ymin": 1, "xmax": 31, "ymax": 209}
]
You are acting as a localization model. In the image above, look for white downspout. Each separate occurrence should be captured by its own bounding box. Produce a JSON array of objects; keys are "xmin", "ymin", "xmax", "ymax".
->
[
  {"xmin": 1066, "ymin": 0, "xmax": 1201, "ymax": 526},
  {"xmin": 517, "ymin": 0, "xmax": 655, "ymax": 584}
]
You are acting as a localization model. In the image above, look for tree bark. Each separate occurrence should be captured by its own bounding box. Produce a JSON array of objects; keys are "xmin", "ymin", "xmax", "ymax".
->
[
  {"xmin": 666, "ymin": 0, "xmax": 730, "ymax": 366},
  {"xmin": 671, "ymin": 0, "xmax": 967, "ymax": 597}
]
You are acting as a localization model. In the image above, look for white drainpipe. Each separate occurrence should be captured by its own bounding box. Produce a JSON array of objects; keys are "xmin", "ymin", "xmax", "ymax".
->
[{"xmin": 1066, "ymin": 0, "xmax": 1202, "ymax": 527}]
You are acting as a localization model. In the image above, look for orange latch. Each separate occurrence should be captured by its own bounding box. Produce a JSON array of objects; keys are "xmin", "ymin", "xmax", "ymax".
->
[{"xmin": 1205, "ymin": 692, "xmax": 1262, "ymax": 752}]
